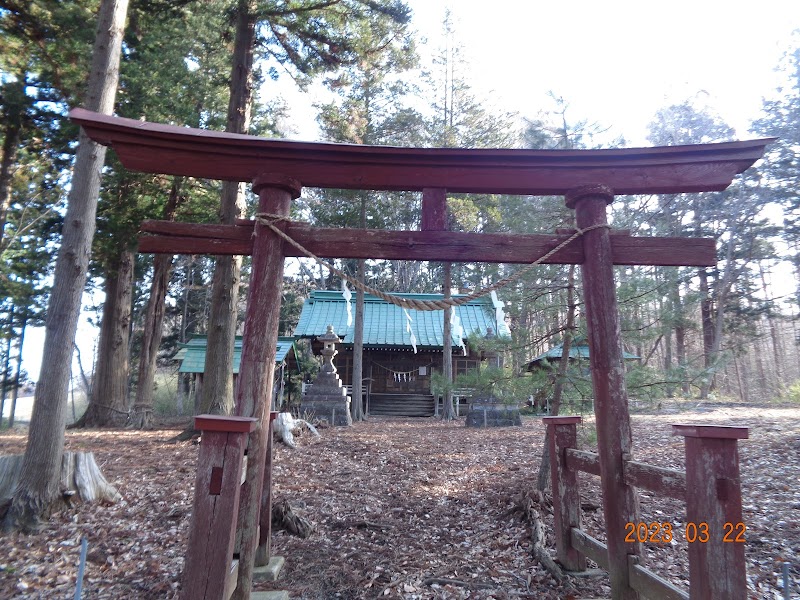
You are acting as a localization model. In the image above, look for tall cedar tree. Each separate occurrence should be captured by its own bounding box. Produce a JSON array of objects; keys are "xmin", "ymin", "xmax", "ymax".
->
[
  {"xmin": 74, "ymin": 1, "xmax": 233, "ymax": 428},
  {"xmin": 200, "ymin": 0, "xmax": 413, "ymax": 423},
  {"xmin": 3, "ymin": 0, "xmax": 129, "ymax": 532},
  {"xmin": 425, "ymin": 11, "xmax": 518, "ymax": 419},
  {"xmin": 647, "ymin": 101, "xmax": 739, "ymax": 398},
  {"xmin": 310, "ymin": 12, "xmax": 418, "ymax": 421},
  {"xmin": 752, "ymin": 37, "xmax": 800, "ymax": 312}
]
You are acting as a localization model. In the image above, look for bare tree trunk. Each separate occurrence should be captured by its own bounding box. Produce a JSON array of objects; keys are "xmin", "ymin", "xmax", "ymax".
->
[
  {"xmin": 706, "ymin": 224, "xmax": 738, "ymax": 396},
  {"xmin": 175, "ymin": 256, "xmax": 193, "ymax": 417},
  {"xmin": 8, "ymin": 311, "xmax": 27, "ymax": 428},
  {"xmin": 351, "ymin": 259, "xmax": 366, "ymax": 421},
  {"xmin": 733, "ymin": 355, "xmax": 746, "ymax": 402},
  {"xmin": 75, "ymin": 249, "xmax": 134, "ymax": 427},
  {"xmin": 129, "ymin": 178, "xmax": 183, "ymax": 429},
  {"xmin": 3, "ymin": 0, "xmax": 128, "ymax": 533},
  {"xmin": 0, "ymin": 304, "xmax": 14, "ymax": 428},
  {"xmin": 73, "ymin": 342, "xmax": 93, "ymax": 400},
  {"xmin": 759, "ymin": 262, "xmax": 785, "ymax": 391},
  {"xmin": 698, "ymin": 268, "xmax": 714, "ymax": 399},
  {"xmin": 1, "ymin": 452, "xmax": 121, "ymax": 508},
  {"xmin": 754, "ymin": 332, "xmax": 768, "ymax": 401},
  {"xmin": 441, "ymin": 262, "xmax": 455, "ymax": 420},
  {"xmin": 663, "ymin": 306, "xmax": 673, "ymax": 398},
  {"xmin": 669, "ymin": 278, "xmax": 690, "ymax": 396},
  {"xmin": 675, "ymin": 324, "xmax": 688, "ymax": 395},
  {"xmin": 351, "ymin": 196, "xmax": 367, "ymax": 421},
  {"xmin": 198, "ymin": 0, "xmax": 255, "ymax": 417},
  {"xmin": 537, "ymin": 265, "xmax": 575, "ymax": 492},
  {"xmin": 0, "ymin": 79, "xmax": 26, "ymax": 243},
  {"xmin": 129, "ymin": 254, "xmax": 172, "ymax": 429}
]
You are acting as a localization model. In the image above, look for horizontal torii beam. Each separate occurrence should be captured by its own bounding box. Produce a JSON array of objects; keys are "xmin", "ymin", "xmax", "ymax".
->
[
  {"xmin": 138, "ymin": 219, "xmax": 717, "ymax": 267},
  {"xmin": 70, "ymin": 108, "xmax": 773, "ymax": 195}
]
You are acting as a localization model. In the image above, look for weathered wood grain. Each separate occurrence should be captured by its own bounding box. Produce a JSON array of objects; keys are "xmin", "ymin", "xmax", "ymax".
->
[
  {"xmin": 137, "ymin": 221, "xmax": 717, "ymax": 267},
  {"xmin": 421, "ymin": 188, "xmax": 447, "ymax": 231},
  {"xmin": 194, "ymin": 414, "xmax": 258, "ymax": 434},
  {"xmin": 256, "ymin": 413, "xmax": 277, "ymax": 566},
  {"xmin": 542, "ymin": 416, "xmax": 586, "ymax": 571},
  {"xmin": 181, "ymin": 429, "xmax": 248, "ymax": 600},
  {"xmin": 70, "ymin": 108, "xmax": 772, "ymax": 194},
  {"xmin": 623, "ymin": 460, "xmax": 686, "ymax": 500},
  {"xmin": 571, "ymin": 186, "xmax": 641, "ymax": 599},
  {"xmin": 565, "ymin": 448, "xmax": 602, "ymax": 477},
  {"xmin": 673, "ymin": 425, "xmax": 749, "ymax": 600},
  {"xmin": 627, "ymin": 555, "xmax": 689, "ymax": 600},
  {"xmin": 232, "ymin": 174, "xmax": 299, "ymax": 598},
  {"xmin": 570, "ymin": 528, "xmax": 609, "ymax": 570}
]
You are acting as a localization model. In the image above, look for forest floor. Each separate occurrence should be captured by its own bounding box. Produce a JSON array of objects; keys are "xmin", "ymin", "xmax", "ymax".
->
[{"xmin": 0, "ymin": 401, "xmax": 798, "ymax": 599}]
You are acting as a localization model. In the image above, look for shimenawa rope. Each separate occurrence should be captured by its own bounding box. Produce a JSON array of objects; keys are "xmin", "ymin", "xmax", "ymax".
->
[{"xmin": 254, "ymin": 213, "xmax": 608, "ymax": 312}]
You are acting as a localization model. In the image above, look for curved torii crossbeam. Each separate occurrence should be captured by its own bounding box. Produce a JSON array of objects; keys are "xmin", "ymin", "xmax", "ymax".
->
[
  {"xmin": 70, "ymin": 107, "xmax": 771, "ymax": 600},
  {"xmin": 70, "ymin": 107, "xmax": 771, "ymax": 195}
]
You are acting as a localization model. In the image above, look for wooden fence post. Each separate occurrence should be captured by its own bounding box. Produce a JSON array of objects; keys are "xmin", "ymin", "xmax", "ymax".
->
[
  {"xmin": 673, "ymin": 424, "xmax": 749, "ymax": 600},
  {"xmin": 181, "ymin": 415, "xmax": 257, "ymax": 600},
  {"xmin": 542, "ymin": 416, "xmax": 586, "ymax": 571},
  {"xmin": 566, "ymin": 184, "xmax": 641, "ymax": 600}
]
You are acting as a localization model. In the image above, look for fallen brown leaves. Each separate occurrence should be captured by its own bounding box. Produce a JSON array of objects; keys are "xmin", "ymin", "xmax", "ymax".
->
[{"xmin": 0, "ymin": 405, "xmax": 797, "ymax": 599}]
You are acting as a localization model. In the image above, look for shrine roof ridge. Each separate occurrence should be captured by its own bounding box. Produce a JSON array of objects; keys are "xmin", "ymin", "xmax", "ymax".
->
[
  {"xmin": 307, "ymin": 290, "xmax": 494, "ymax": 304},
  {"xmin": 70, "ymin": 108, "xmax": 774, "ymax": 196}
]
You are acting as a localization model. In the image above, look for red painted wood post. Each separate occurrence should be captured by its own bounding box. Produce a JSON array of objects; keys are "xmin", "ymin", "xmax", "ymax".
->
[
  {"xmin": 181, "ymin": 415, "xmax": 257, "ymax": 600},
  {"xmin": 255, "ymin": 411, "xmax": 278, "ymax": 565},
  {"xmin": 231, "ymin": 173, "xmax": 301, "ymax": 600},
  {"xmin": 542, "ymin": 416, "xmax": 586, "ymax": 571},
  {"xmin": 566, "ymin": 184, "xmax": 641, "ymax": 600},
  {"xmin": 673, "ymin": 424, "xmax": 749, "ymax": 600},
  {"xmin": 421, "ymin": 187, "xmax": 447, "ymax": 231}
]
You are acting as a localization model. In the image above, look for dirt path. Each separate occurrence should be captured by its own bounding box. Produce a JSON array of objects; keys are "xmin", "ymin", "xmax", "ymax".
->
[{"xmin": 0, "ymin": 405, "xmax": 797, "ymax": 599}]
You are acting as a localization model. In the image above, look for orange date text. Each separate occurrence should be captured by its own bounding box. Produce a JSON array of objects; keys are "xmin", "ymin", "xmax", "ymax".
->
[{"xmin": 624, "ymin": 521, "xmax": 746, "ymax": 543}]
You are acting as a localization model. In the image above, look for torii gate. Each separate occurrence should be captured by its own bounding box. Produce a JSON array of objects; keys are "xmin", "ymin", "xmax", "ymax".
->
[{"xmin": 71, "ymin": 108, "xmax": 771, "ymax": 600}]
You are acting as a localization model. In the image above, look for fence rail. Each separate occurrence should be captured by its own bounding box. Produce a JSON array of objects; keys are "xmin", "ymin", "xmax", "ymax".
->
[{"xmin": 543, "ymin": 416, "xmax": 748, "ymax": 600}]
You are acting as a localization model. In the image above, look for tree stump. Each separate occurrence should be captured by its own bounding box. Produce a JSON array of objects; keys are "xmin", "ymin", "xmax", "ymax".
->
[
  {"xmin": 0, "ymin": 452, "xmax": 122, "ymax": 518},
  {"xmin": 127, "ymin": 405, "xmax": 154, "ymax": 430},
  {"xmin": 274, "ymin": 412, "xmax": 320, "ymax": 448}
]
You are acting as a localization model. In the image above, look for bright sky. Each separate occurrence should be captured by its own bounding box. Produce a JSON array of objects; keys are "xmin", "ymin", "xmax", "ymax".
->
[
  {"xmin": 18, "ymin": 1, "xmax": 800, "ymax": 385},
  {"xmin": 282, "ymin": 0, "xmax": 800, "ymax": 144},
  {"xmin": 404, "ymin": 0, "xmax": 800, "ymax": 144}
]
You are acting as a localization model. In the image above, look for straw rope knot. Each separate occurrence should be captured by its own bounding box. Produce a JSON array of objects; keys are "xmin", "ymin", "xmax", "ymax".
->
[{"xmin": 254, "ymin": 212, "xmax": 608, "ymax": 311}]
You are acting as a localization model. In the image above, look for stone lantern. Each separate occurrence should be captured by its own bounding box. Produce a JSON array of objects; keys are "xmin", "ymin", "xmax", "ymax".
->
[
  {"xmin": 318, "ymin": 325, "xmax": 339, "ymax": 380},
  {"xmin": 300, "ymin": 325, "xmax": 352, "ymax": 426}
]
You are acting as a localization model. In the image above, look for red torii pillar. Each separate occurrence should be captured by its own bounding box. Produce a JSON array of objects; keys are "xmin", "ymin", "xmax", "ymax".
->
[
  {"xmin": 566, "ymin": 184, "xmax": 641, "ymax": 599},
  {"xmin": 231, "ymin": 174, "xmax": 301, "ymax": 600}
]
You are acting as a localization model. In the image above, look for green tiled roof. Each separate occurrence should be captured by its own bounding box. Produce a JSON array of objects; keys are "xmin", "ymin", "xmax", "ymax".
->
[
  {"xmin": 528, "ymin": 342, "xmax": 639, "ymax": 367},
  {"xmin": 293, "ymin": 290, "xmax": 510, "ymax": 349},
  {"xmin": 176, "ymin": 336, "xmax": 296, "ymax": 374}
]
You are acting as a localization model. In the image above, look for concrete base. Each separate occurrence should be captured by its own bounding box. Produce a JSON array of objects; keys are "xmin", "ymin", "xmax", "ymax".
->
[
  {"xmin": 251, "ymin": 592, "xmax": 290, "ymax": 600},
  {"xmin": 253, "ymin": 556, "xmax": 285, "ymax": 582},
  {"xmin": 300, "ymin": 398, "xmax": 352, "ymax": 426},
  {"xmin": 465, "ymin": 402, "xmax": 522, "ymax": 427}
]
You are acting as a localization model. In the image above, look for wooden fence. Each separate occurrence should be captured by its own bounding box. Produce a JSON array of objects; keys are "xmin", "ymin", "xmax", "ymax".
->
[{"xmin": 543, "ymin": 416, "xmax": 748, "ymax": 600}]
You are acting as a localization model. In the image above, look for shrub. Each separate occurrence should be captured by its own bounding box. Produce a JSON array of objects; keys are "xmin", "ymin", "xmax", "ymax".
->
[{"xmin": 786, "ymin": 380, "xmax": 800, "ymax": 404}]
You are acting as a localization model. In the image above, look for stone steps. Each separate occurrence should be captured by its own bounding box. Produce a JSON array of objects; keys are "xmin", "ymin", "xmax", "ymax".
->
[{"xmin": 369, "ymin": 393, "xmax": 435, "ymax": 417}]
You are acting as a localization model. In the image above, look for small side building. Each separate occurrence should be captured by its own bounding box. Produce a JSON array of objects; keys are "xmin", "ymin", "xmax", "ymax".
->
[
  {"xmin": 525, "ymin": 338, "xmax": 640, "ymax": 412},
  {"xmin": 526, "ymin": 339, "xmax": 640, "ymax": 371},
  {"xmin": 293, "ymin": 290, "xmax": 511, "ymax": 417},
  {"xmin": 174, "ymin": 335, "xmax": 298, "ymax": 410}
]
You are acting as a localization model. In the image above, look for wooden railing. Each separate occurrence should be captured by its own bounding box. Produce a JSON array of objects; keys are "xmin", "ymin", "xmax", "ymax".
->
[{"xmin": 543, "ymin": 416, "xmax": 748, "ymax": 600}]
